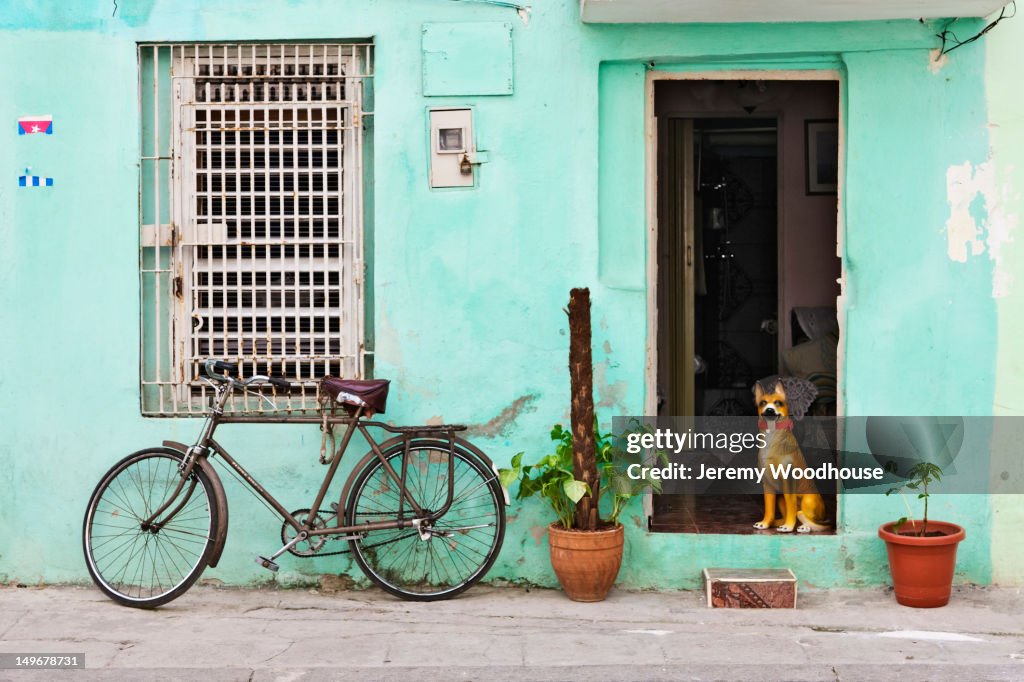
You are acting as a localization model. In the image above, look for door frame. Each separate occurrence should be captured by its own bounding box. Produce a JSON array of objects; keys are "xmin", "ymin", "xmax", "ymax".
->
[{"xmin": 643, "ymin": 68, "xmax": 847, "ymax": 525}]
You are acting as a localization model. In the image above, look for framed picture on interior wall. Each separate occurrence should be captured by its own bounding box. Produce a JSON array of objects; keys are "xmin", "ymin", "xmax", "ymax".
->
[{"xmin": 805, "ymin": 119, "xmax": 838, "ymax": 195}]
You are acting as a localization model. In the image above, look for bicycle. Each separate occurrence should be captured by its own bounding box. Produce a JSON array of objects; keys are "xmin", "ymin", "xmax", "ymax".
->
[{"xmin": 83, "ymin": 360, "xmax": 508, "ymax": 608}]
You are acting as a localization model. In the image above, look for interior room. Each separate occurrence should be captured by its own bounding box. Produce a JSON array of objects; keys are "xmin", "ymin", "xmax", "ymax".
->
[{"xmin": 652, "ymin": 78, "xmax": 841, "ymax": 534}]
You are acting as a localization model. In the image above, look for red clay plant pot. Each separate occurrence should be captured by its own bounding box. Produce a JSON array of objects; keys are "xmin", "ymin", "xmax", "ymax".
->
[
  {"xmin": 878, "ymin": 520, "xmax": 966, "ymax": 608},
  {"xmin": 548, "ymin": 522, "xmax": 624, "ymax": 602}
]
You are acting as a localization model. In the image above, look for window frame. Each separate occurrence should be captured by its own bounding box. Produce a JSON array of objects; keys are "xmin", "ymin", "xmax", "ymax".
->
[{"xmin": 138, "ymin": 42, "xmax": 373, "ymax": 417}]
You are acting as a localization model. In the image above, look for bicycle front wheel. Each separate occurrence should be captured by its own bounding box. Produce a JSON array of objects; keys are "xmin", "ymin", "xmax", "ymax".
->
[
  {"xmin": 345, "ymin": 440, "xmax": 506, "ymax": 601},
  {"xmin": 83, "ymin": 448, "xmax": 218, "ymax": 608}
]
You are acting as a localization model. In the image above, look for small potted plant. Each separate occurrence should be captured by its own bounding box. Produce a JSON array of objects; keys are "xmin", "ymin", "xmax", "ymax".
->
[
  {"xmin": 498, "ymin": 288, "xmax": 660, "ymax": 602},
  {"xmin": 878, "ymin": 462, "xmax": 966, "ymax": 607}
]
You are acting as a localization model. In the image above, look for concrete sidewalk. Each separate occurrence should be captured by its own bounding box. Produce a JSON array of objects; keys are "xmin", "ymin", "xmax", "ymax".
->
[{"xmin": 0, "ymin": 583, "xmax": 1022, "ymax": 681}]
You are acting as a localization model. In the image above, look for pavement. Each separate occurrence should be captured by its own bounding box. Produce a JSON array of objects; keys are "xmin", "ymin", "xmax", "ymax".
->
[{"xmin": 0, "ymin": 582, "xmax": 1022, "ymax": 681}]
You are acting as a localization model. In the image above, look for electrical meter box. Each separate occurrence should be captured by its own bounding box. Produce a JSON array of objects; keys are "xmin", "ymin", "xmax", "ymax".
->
[{"xmin": 429, "ymin": 108, "xmax": 474, "ymax": 188}]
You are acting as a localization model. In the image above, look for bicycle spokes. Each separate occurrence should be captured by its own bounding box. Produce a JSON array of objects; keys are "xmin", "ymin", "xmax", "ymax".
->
[
  {"xmin": 347, "ymin": 443, "xmax": 505, "ymax": 600},
  {"xmin": 83, "ymin": 450, "xmax": 216, "ymax": 607}
]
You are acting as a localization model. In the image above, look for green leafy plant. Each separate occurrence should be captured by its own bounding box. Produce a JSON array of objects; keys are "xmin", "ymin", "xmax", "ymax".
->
[
  {"xmin": 499, "ymin": 421, "xmax": 666, "ymax": 530},
  {"xmin": 885, "ymin": 461, "xmax": 944, "ymax": 536},
  {"xmin": 499, "ymin": 425, "xmax": 582, "ymax": 530}
]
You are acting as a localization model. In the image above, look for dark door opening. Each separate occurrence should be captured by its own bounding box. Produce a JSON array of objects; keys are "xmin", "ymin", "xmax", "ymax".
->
[{"xmin": 652, "ymin": 79, "xmax": 841, "ymax": 534}]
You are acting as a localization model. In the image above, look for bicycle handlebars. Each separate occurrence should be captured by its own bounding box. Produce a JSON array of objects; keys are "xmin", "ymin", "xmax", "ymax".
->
[
  {"xmin": 209, "ymin": 360, "xmax": 239, "ymax": 375},
  {"xmin": 203, "ymin": 359, "xmax": 293, "ymax": 391},
  {"xmin": 266, "ymin": 376, "xmax": 292, "ymax": 390}
]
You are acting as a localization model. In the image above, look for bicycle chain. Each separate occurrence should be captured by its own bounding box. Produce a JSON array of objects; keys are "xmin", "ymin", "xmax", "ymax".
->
[{"xmin": 292, "ymin": 509, "xmax": 418, "ymax": 558}]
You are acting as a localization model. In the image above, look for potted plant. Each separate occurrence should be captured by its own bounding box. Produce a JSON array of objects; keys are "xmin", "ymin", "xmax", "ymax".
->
[
  {"xmin": 500, "ymin": 421, "xmax": 658, "ymax": 601},
  {"xmin": 499, "ymin": 288, "xmax": 660, "ymax": 601},
  {"xmin": 878, "ymin": 462, "xmax": 966, "ymax": 607}
]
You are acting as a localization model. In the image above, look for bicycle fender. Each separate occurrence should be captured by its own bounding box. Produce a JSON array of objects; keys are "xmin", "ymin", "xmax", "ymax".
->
[
  {"xmin": 162, "ymin": 441, "xmax": 230, "ymax": 568},
  {"xmin": 338, "ymin": 435, "xmax": 510, "ymax": 514}
]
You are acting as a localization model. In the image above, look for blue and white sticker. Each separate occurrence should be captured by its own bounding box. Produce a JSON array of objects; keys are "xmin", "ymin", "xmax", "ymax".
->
[{"xmin": 19, "ymin": 167, "xmax": 54, "ymax": 187}]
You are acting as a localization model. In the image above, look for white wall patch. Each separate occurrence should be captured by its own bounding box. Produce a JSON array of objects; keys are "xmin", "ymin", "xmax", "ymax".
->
[{"xmin": 945, "ymin": 159, "xmax": 1019, "ymax": 297}]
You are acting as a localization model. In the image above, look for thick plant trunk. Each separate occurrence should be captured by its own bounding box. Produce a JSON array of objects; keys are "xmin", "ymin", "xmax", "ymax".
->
[{"xmin": 568, "ymin": 287, "xmax": 599, "ymax": 531}]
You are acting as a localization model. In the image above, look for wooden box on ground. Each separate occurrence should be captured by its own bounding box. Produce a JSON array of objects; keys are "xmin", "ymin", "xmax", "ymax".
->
[{"xmin": 703, "ymin": 568, "xmax": 797, "ymax": 608}]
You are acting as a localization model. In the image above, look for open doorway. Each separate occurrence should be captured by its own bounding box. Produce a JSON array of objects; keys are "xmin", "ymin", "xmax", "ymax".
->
[{"xmin": 651, "ymin": 78, "xmax": 841, "ymax": 534}]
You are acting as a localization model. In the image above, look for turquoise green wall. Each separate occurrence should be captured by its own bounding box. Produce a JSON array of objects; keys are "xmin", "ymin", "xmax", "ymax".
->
[{"xmin": 0, "ymin": 0, "xmax": 1012, "ymax": 590}]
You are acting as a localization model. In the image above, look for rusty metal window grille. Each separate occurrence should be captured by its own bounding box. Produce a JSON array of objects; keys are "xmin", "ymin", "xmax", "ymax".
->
[{"xmin": 139, "ymin": 43, "xmax": 372, "ymax": 415}]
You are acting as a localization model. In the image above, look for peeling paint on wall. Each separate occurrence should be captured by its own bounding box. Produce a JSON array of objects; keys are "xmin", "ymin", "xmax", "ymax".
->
[
  {"xmin": 928, "ymin": 48, "xmax": 948, "ymax": 73},
  {"xmin": 945, "ymin": 159, "xmax": 1019, "ymax": 297},
  {"xmin": 467, "ymin": 393, "xmax": 539, "ymax": 438},
  {"xmin": 594, "ymin": 361, "xmax": 628, "ymax": 409},
  {"xmin": 946, "ymin": 160, "xmax": 989, "ymax": 262},
  {"xmin": 529, "ymin": 525, "xmax": 547, "ymax": 546}
]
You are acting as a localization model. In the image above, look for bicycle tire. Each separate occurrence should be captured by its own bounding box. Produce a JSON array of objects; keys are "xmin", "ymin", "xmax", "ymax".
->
[
  {"xmin": 83, "ymin": 447, "xmax": 219, "ymax": 608},
  {"xmin": 345, "ymin": 439, "xmax": 506, "ymax": 601}
]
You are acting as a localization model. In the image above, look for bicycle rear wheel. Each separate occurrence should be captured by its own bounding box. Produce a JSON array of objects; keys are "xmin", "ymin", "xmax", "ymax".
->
[
  {"xmin": 345, "ymin": 440, "xmax": 505, "ymax": 601},
  {"xmin": 83, "ymin": 448, "xmax": 218, "ymax": 608}
]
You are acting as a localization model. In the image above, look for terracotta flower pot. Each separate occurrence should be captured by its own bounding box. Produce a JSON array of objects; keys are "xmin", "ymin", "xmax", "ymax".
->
[
  {"xmin": 878, "ymin": 520, "xmax": 965, "ymax": 608},
  {"xmin": 547, "ymin": 522, "xmax": 624, "ymax": 602}
]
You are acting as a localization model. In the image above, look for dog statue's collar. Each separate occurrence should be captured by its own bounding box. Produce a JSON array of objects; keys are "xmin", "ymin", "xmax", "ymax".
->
[{"xmin": 758, "ymin": 417, "xmax": 794, "ymax": 431}]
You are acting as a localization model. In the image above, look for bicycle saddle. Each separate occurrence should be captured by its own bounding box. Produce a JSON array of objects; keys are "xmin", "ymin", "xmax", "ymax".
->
[{"xmin": 320, "ymin": 377, "xmax": 390, "ymax": 416}]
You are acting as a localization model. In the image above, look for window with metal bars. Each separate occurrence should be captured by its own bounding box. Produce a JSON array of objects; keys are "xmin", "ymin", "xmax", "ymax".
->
[{"xmin": 139, "ymin": 43, "xmax": 372, "ymax": 416}]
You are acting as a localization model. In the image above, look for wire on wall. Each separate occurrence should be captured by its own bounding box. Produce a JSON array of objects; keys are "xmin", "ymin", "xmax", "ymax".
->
[
  {"xmin": 935, "ymin": 1, "xmax": 1016, "ymax": 58},
  {"xmin": 447, "ymin": 0, "xmax": 531, "ymax": 23},
  {"xmin": 448, "ymin": 0, "xmax": 528, "ymax": 9}
]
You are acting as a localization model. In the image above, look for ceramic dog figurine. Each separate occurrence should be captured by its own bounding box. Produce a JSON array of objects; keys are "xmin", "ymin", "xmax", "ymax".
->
[{"xmin": 753, "ymin": 377, "xmax": 831, "ymax": 533}]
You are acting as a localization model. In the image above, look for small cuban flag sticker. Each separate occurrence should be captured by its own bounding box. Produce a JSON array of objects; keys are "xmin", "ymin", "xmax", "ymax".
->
[
  {"xmin": 19, "ymin": 168, "xmax": 54, "ymax": 187},
  {"xmin": 18, "ymin": 115, "xmax": 53, "ymax": 135}
]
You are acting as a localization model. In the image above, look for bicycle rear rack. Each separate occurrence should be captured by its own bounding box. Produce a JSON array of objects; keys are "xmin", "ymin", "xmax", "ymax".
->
[{"xmin": 217, "ymin": 414, "xmax": 467, "ymax": 433}]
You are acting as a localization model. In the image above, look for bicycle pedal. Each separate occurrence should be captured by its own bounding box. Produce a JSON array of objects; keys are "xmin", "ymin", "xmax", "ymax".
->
[{"xmin": 255, "ymin": 555, "xmax": 280, "ymax": 572}]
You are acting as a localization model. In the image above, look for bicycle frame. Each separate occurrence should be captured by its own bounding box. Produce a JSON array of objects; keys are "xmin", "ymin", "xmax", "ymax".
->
[{"xmin": 144, "ymin": 378, "xmax": 460, "ymax": 541}]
